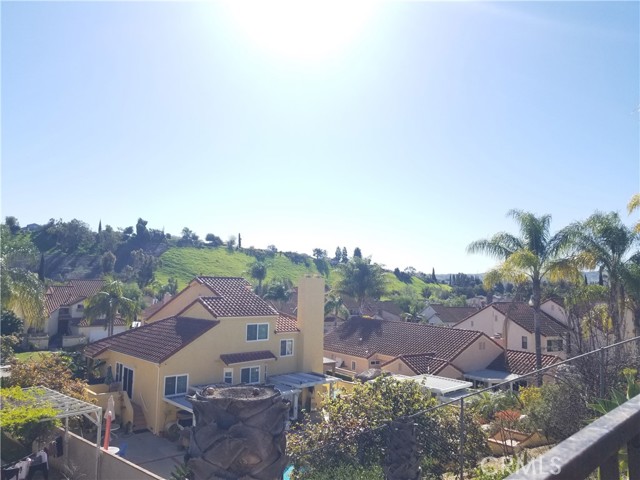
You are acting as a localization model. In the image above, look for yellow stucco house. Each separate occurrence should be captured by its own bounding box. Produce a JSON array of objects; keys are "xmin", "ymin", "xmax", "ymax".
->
[{"xmin": 84, "ymin": 275, "xmax": 335, "ymax": 435}]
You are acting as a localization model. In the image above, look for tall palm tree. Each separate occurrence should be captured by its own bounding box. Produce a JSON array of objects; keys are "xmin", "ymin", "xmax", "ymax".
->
[
  {"xmin": 249, "ymin": 261, "xmax": 267, "ymax": 296},
  {"xmin": 336, "ymin": 257, "xmax": 387, "ymax": 315},
  {"xmin": 565, "ymin": 211, "xmax": 639, "ymax": 341},
  {"xmin": 324, "ymin": 291, "xmax": 350, "ymax": 320},
  {"xmin": 467, "ymin": 210, "xmax": 577, "ymax": 374},
  {"xmin": 84, "ymin": 279, "xmax": 138, "ymax": 337},
  {"xmin": 0, "ymin": 225, "xmax": 46, "ymax": 330}
]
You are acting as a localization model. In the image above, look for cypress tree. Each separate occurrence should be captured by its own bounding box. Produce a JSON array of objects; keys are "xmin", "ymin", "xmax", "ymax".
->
[{"xmin": 38, "ymin": 254, "xmax": 45, "ymax": 282}]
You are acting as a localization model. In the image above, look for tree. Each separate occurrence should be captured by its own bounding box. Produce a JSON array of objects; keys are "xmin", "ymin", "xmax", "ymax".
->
[
  {"xmin": 353, "ymin": 247, "xmax": 362, "ymax": 259},
  {"xmin": 391, "ymin": 288, "xmax": 425, "ymax": 322},
  {"xmin": 0, "ymin": 387, "xmax": 60, "ymax": 449},
  {"xmin": 341, "ymin": 247, "xmax": 348, "ymax": 264},
  {"xmin": 1, "ymin": 309, "xmax": 24, "ymax": 336},
  {"xmin": 566, "ymin": 212, "xmax": 639, "ymax": 341},
  {"xmin": 227, "ymin": 235, "xmax": 236, "ymax": 252},
  {"xmin": 5, "ymin": 216, "xmax": 20, "ymax": 235},
  {"xmin": 334, "ymin": 247, "xmax": 342, "ymax": 263},
  {"xmin": 250, "ymin": 261, "xmax": 268, "ymax": 296},
  {"xmin": 37, "ymin": 253, "xmax": 45, "ymax": 282},
  {"xmin": 0, "ymin": 225, "xmax": 46, "ymax": 330},
  {"xmin": 131, "ymin": 249, "xmax": 160, "ymax": 287},
  {"xmin": 431, "ymin": 268, "xmax": 437, "ymax": 283},
  {"xmin": 263, "ymin": 279, "xmax": 293, "ymax": 310},
  {"xmin": 101, "ymin": 251, "xmax": 116, "ymax": 275},
  {"xmin": 337, "ymin": 257, "xmax": 386, "ymax": 314},
  {"xmin": 313, "ymin": 248, "xmax": 327, "ymax": 260},
  {"xmin": 324, "ymin": 292, "xmax": 350, "ymax": 320},
  {"xmin": 629, "ymin": 194, "xmax": 640, "ymax": 233},
  {"xmin": 467, "ymin": 210, "xmax": 577, "ymax": 374},
  {"xmin": 238, "ymin": 233, "xmax": 242, "ymax": 249},
  {"xmin": 84, "ymin": 279, "xmax": 139, "ymax": 337},
  {"xmin": 135, "ymin": 218, "xmax": 150, "ymax": 244},
  {"xmin": 98, "ymin": 219, "xmax": 102, "ymax": 234},
  {"xmin": 54, "ymin": 219, "xmax": 94, "ymax": 253},
  {"xmin": 205, "ymin": 233, "xmax": 223, "ymax": 247}
]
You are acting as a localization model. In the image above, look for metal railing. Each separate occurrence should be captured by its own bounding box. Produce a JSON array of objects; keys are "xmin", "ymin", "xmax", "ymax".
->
[{"xmin": 507, "ymin": 394, "xmax": 640, "ymax": 479}]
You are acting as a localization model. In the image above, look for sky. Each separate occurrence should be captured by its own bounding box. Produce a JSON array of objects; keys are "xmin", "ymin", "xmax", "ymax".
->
[{"xmin": 2, "ymin": 1, "xmax": 639, "ymax": 275}]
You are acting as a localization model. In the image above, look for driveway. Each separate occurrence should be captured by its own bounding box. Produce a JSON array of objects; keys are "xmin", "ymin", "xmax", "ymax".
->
[{"xmin": 110, "ymin": 431, "xmax": 185, "ymax": 479}]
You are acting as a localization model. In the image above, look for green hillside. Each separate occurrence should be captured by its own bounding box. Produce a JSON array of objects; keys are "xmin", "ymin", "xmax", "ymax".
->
[
  {"xmin": 156, "ymin": 247, "xmax": 325, "ymax": 289},
  {"xmin": 156, "ymin": 246, "xmax": 449, "ymax": 300}
]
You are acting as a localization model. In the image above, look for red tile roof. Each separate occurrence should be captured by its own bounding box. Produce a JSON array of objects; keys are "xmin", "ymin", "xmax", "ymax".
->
[
  {"xmin": 219, "ymin": 350, "xmax": 277, "ymax": 365},
  {"xmin": 275, "ymin": 313, "xmax": 299, "ymax": 333},
  {"xmin": 324, "ymin": 317, "xmax": 486, "ymax": 361},
  {"xmin": 75, "ymin": 316, "xmax": 127, "ymax": 327},
  {"xmin": 430, "ymin": 305, "xmax": 480, "ymax": 324},
  {"xmin": 45, "ymin": 279, "xmax": 104, "ymax": 315},
  {"xmin": 487, "ymin": 349, "xmax": 561, "ymax": 375},
  {"xmin": 383, "ymin": 353, "xmax": 450, "ymax": 375},
  {"xmin": 141, "ymin": 299, "xmax": 169, "ymax": 320},
  {"xmin": 83, "ymin": 316, "xmax": 217, "ymax": 363},
  {"xmin": 195, "ymin": 277, "xmax": 278, "ymax": 317},
  {"xmin": 490, "ymin": 303, "xmax": 569, "ymax": 337}
]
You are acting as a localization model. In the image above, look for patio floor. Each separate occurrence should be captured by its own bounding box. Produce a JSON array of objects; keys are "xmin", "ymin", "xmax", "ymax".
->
[{"xmin": 109, "ymin": 431, "xmax": 185, "ymax": 479}]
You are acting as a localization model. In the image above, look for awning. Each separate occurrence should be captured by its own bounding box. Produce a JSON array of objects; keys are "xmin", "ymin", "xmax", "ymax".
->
[
  {"xmin": 392, "ymin": 374, "xmax": 473, "ymax": 395},
  {"xmin": 164, "ymin": 394, "xmax": 194, "ymax": 411},
  {"xmin": 464, "ymin": 369, "xmax": 521, "ymax": 383},
  {"xmin": 268, "ymin": 372, "xmax": 341, "ymax": 389}
]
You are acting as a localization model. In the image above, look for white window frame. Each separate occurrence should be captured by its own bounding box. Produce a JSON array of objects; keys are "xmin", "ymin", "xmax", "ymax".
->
[
  {"xmin": 547, "ymin": 338, "xmax": 563, "ymax": 352},
  {"xmin": 223, "ymin": 368, "xmax": 233, "ymax": 385},
  {"xmin": 164, "ymin": 374, "xmax": 189, "ymax": 397},
  {"xmin": 246, "ymin": 323, "xmax": 270, "ymax": 342},
  {"xmin": 240, "ymin": 366, "xmax": 260, "ymax": 384},
  {"xmin": 280, "ymin": 339, "xmax": 294, "ymax": 357}
]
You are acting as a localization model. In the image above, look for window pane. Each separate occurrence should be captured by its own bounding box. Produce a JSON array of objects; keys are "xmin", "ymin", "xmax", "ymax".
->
[
  {"xmin": 280, "ymin": 340, "xmax": 287, "ymax": 356},
  {"xmin": 250, "ymin": 367, "xmax": 259, "ymax": 383},
  {"xmin": 224, "ymin": 371, "xmax": 233, "ymax": 384},
  {"xmin": 177, "ymin": 375, "xmax": 187, "ymax": 394},
  {"xmin": 241, "ymin": 368, "xmax": 250, "ymax": 383},
  {"xmin": 165, "ymin": 377, "xmax": 176, "ymax": 396},
  {"xmin": 258, "ymin": 324, "xmax": 269, "ymax": 340},
  {"xmin": 247, "ymin": 324, "xmax": 257, "ymax": 341}
]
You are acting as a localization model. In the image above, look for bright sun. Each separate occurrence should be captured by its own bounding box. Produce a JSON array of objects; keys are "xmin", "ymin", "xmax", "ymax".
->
[{"xmin": 221, "ymin": 1, "xmax": 379, "ymax": 63}]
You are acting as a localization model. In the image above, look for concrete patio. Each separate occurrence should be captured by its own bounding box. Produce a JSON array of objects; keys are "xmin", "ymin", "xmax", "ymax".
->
[{"xmin": 109, "ymin": 431, "xmax": 185, "ymax": 479}]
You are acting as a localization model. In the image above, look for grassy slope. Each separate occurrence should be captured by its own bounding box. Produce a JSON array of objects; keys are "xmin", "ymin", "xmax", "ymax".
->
[
  {"xmin": 156, "ymin": 247, "xmax": 322, "ymax": 289},
  {"xmin": 157, "ymin": 247, "xmax": 448, "ymax": 299}
]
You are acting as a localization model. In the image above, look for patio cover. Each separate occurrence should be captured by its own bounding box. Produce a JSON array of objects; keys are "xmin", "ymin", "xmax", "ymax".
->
[
  {"xmin": 16, "ymin": 387, "xmax": 103, "ymax": 479},
  {"xmin": 267, "ymin": 372, "xmax": 340, "ymax": 389},
  {"xmin": 393, "ymin": 374, "xmax": 473, "ymax": 395},
  {"xmin": 463, "ymin": 369, "xmax": 521, "ymax": 383}
]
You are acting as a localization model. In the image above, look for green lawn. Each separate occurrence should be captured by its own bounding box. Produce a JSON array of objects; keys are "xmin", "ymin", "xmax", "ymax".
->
[{"xmin": 14, "ymin": 351, "xmax": 56, "ymax": 362}]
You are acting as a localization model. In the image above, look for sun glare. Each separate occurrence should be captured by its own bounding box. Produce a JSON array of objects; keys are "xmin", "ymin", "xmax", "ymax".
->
[{"xmin": 222, "ymin": 1, "xmax": 379, "ymax": 63}]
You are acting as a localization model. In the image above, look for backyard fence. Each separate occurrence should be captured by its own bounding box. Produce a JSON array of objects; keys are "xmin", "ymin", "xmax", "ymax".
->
[{"xmin": 290, "ymin": 336, "xmax": 640, "ymax": 479}]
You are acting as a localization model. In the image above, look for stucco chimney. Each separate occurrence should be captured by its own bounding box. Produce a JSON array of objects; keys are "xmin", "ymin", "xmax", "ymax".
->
[{"xmin": 296, "ymin": 275, "xmax": 325, "ymax": 373}]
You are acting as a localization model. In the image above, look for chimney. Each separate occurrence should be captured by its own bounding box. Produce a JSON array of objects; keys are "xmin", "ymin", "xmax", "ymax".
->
[{"xmin": 296, "ymin": 275, "xmax": 325, "ymax": 373}]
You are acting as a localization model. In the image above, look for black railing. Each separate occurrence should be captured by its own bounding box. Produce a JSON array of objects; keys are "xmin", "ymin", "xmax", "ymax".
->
[{"xmin": 507, "ymin": 394, "xmax": 640, "ymax": 479}]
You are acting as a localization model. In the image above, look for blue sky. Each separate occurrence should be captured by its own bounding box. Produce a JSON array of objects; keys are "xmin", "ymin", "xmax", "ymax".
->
[{"xmin": 2, "ymin": 1, "xmax": 638, "ymax": 274}]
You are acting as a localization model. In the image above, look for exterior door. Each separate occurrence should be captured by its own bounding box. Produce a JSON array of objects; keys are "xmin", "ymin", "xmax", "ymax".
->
[{"xmin": 122, "ymin": 366, "xmax": 134, "ymax": 399}]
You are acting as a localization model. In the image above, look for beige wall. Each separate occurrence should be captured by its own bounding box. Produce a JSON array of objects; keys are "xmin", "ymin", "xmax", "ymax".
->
[
  {"xmin": 451, "ymin": 336, "xmax": 503, "ymax": 372},
  {"xmin": 146, "ymin": 280, "xmax": 213, "ymax": 322},
  {"xmin": 456, "ymin": 307, "xmax": 504, "ymax": 338},
  {"xmin": 540, "ymin": 301, "xmax": 568, "ymax": 325},
  {"xmin": 49, "ymin": 430, "xmax": 163, "ymax": 480}
]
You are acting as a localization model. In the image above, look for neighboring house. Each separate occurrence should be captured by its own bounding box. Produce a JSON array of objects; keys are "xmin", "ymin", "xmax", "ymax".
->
[
  {"xmin": 341, "ymin": 297, "xmax": 404, "ymax": 322},
  {"xmin": 454, "ymin": 302, "xmax": 570, "ymax": 359},
  {"xmin": 83, "ymin": 276, "xmax": 335, "ymax": 435},
  {"xmin": 323, "ymin": 317, "xmax": 504, "ymax": 380},
  {"xmin": 140, "ymin": 293, "xmax": 173, "ymax": 322},
  {"xmin": 43, "ymin": 279, "xmax": 127, "ymax": 347},
  {"xmin": 422, "ymin": 304, "xmax": 480, "ymax": 326}
]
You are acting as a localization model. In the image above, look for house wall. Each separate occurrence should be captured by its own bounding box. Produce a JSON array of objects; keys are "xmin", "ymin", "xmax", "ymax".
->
[
  {"xmin": 46, "ymin": 310, "xmax": 60, "ymax": 336},
  {"xmin": 451, "ymin": 336, "xmax": 503, "ymax": 372},
  {"xmin": 297, "ymin": 276, "xmax": 325, "ymax": 373},
  {"xmin": 145, "ymin": 280, "xmax": 214, "ymax": 322},
  {"xmin": 178, "ymin": 301, "xmax": 214, "ymax": 320},
  {"xmin": 73, "ymin": 325, "xmax": 127, "ymax": 342},
  {"xmin": 456, "ymin": 307, "xmax": 504, "ymax": 338},
  {"xmin": 323, "ymin": 350, "xmax": 370, "ymax": 373},
  {"xmin": 540, "ymin": 301, "xmax": 568, "ymax": 325}
]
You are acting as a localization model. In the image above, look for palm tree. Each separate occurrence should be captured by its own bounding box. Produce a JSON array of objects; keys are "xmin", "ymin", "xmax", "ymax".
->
[
  {"xmin": 336, "ymin": 257, "xmax": 386, "ymax": 315},
  {"xmin": 467, "ymin": 210, "xmax": 577, "ymax": 374},
  {"xmin": 565, "ymin": 212, "xmax": 639, "ymax": 342},
  {"xmin": 249, "ymin": 261, "xmax": 267, "ymax": 296},
  {"xmin": 0, "ymin": 225, "xmax": 46, "ymax": 330},
  {"xmin": 324, "ymin": 291, "xmax": 350, "ymax": 320},
  {"xmin": 628, "ymin": 194, "xmax": 640, "ymax": 233},
  {"xmin": 84, "ymin": 279, "xmax": 139, "ymax": 337}
]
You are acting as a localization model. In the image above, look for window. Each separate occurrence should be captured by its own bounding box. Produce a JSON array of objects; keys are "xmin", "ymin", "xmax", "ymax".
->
[
  {"xmin": 479, "ymin": 341, "xmax": 486, "ymax": 351},
  {"xmin": 115, "ymin": 362, "xmax": 123, "ymax": 382},
  {"xmin": 76, "ymin": 304, "xmax": 84, "ymax": 311},
  {"xmin": 351, "ymin": 361, "xmax": 356, "ymax": 371},
  {"xmin": 246, "ymin": 323, "xmax": 269, "ymax": 341},
  {"xmin": 164, "ymin": 374, "xmax": 188, "ymax": 396},
  {"xmin": 223, "ymin": 368, "xmax": 233, "ymax": 385},
  {"xmin": 370, "ymin": 360, "xmax": 380, "ymax": 366},
  {"xmin": 240, "ymin": 366, "xmax": 260, "ymax": 384},
  {"xmin": 280, "ymin": 339, "xmax": 294, "ymax": 357},
  {"xmin": 547, "ymin": 339, "xmax": 563, "ymax": 352},
  {"xmin": 470, "ymin": 320, "xmax": 474, "ymax": 327},
  {"xmin": 522, "ymin": 336, "xmax": 528, "ymax": 349}
]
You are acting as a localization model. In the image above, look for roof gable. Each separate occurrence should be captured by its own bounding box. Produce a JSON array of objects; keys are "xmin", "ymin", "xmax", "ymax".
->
[
  {"xmin": 83, "ymin": 316, "xmax": 217, "ymax": 363},
  {"xmin": 45, "ymin": 279, "xmax": 104, "ymax": 315},
  {"xmin": 487, "ymin": 349, "xmax": 561, "ymax": 375},
  {"xmin": 430, "ymin": 305, "xmax": 480, "ymax": 324},
  {"xmin": 490, "ymin": 303, "xmax": 569, "ymax": 337},
  {"xmin": 195, "ymin": 277, "xmax": 278, "ymax": 317}
]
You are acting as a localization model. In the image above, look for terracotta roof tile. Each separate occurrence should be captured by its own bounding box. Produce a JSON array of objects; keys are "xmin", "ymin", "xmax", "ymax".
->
[
  {"xmin": 275, "ymin": 313, "xmax": 299, "ymax": 333},
  {"xmin": 75, "ymin": 316, "xmax": 127, "ymax": 327},
  {"xmin": 83, "ymin": 316, "xmax": 216, "ymax": 363},
  {"xmin": 487, "ymin": 349, "xmax": 561, "ymax": 375},
  {"xmin": 45, "ymin": 279, "xmax": 104, "ymax": 315},
  {"xmin": 430, "ymin": 305, "xmax": 480, "ymax": 324},
  {"xmin": 196, "ymin": 277, "xmax": 277, "ymax": 317},
  {"xmin": 324, "ymin": 317, "xmax": 484, "ymax": 361},
  {"xmin": 491, "ymin": 303, "xmax": 569, "ymax": 337},
  {"xmin": 220, "ymin": 350, "xmax": 276, "ymax": 365}
]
